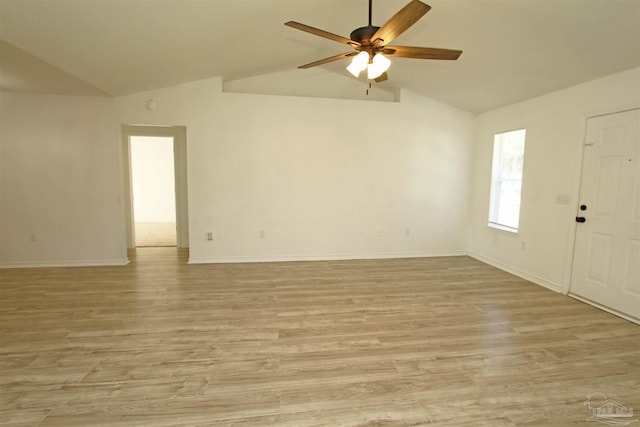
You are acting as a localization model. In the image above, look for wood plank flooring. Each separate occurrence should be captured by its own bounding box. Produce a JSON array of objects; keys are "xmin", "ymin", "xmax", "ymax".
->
[{"xmin": 1, "ymin": 248, "xmax": 638, "ymax": 426}]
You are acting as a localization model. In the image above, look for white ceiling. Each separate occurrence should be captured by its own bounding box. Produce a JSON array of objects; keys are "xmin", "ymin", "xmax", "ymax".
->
[{"xmin": 1, "ymin": 0, "xmax": 638, "ymax": 113}]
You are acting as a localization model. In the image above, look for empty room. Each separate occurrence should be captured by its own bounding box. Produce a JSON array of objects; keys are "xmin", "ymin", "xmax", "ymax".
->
[{"xmin": 1, "ymin": 0, "xmax": 638, "ymax": 426}]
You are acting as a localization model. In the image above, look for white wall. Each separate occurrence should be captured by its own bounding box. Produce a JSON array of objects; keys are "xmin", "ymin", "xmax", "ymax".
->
[
  {"xmin": 130, "ymin": 136, "xmax": 176, "ymax": 223},
  {"xmin": 0, "ymin": 93, "xmax": 127, "ymax": 267},
  {"xmin": 468, "ymin": 67, "xmax": 640, "ymax": 292},
  {"xmin": 4, "ymin": 68, "xmax": 637, "ymax": 272},
  {"xmin": 115, "ymin": 77, "xmax": 475, "ymax": 263}
]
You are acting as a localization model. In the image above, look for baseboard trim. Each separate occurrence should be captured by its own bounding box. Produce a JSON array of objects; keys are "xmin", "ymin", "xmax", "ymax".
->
[
  {"xmin": 569, "ymin": 293, "xmax": 639, "ymax": 325},
  {"xmin": 0, "ymin": 258, "xmax": 130, "ymax": 269},
  {"xmin": 188, "ymin": 250, "xmax": 467, "ymax": 264},
  {"xmin": 468, "ymin": 252, "xmax": 563, "ymax": 293}
]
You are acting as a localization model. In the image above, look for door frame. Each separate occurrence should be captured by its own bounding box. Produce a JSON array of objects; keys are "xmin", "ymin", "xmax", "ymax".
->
[{"xmin": 121, "ymin": 125, "xmax": 189, "ymax": 249}]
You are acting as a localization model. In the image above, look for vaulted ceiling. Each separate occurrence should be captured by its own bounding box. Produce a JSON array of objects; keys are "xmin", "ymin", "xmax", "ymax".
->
[{"xmin": 1, "ymin": 0, "xmax": 638, "ymax": 113}]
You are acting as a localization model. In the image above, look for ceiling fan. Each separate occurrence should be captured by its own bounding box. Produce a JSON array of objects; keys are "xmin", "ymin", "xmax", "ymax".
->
[{"xmin": 285, "ymin": 0, "xmax": 462, "ymax": 83}]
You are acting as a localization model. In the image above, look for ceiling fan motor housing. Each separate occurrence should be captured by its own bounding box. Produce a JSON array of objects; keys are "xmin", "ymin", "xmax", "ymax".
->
[{"xmin": 350, "ymin": 25, "xmax": 380, "ymax": 45}]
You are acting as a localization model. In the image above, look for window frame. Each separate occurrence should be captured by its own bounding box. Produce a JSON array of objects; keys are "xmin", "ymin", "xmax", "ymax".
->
[{"xmin": 488, "ymin": 129, "xmax": 526, "ymax": 233}]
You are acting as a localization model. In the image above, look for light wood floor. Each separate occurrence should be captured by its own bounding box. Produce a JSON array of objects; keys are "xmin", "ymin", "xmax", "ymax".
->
[{"xmin": 1, "ymin": 249, "xmax": 638, "ymax": 426}]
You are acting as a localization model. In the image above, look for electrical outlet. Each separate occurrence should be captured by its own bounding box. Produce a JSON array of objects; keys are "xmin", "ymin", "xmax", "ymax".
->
[{"xmin": 206, "ymin": 232, "xmax": 214, "ymax": 241}]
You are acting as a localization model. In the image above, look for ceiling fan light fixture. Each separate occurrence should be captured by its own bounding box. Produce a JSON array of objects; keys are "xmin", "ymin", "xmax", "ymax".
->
[
  {"xmin": 367, "ymin": 53, "xmax": 391, "ymax": 80},
  {"xmin": 347, "ymin": 51, "xmax": 370, "ymax": 77}
]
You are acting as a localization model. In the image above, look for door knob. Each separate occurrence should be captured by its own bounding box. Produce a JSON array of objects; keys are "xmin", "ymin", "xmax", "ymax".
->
[{"xmin": 576, "ymin": 216, "xmax": 586, "ymax": 223}]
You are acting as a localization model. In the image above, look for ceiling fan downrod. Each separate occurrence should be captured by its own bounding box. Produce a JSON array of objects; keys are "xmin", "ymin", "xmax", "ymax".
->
[{"xmin": 351, "ymin": 0, "xmax": 380, "ymax": 47}]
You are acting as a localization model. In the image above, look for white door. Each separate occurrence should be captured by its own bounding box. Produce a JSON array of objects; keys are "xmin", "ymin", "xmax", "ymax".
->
[{"xmin": 570, "ymin": 108, "xmax": 640, "ymax": 322}]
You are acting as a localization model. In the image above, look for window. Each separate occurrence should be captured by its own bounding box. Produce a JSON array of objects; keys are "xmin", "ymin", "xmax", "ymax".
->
[{"xmin": 489, "ymin": 129, "xmax": 526, "ymax": 232}]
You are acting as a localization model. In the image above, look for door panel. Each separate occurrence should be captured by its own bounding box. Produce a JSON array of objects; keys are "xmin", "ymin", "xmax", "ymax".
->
[
  {"xmin": 586, "ymin": 232, "xmax": 611, "ymax": 285},
  {"xmin": 624, "ymin": 240, "xmax": 640, "ymax": 297},
  {"xmin": 595, "ymin": 156, "xmax": 621, "ymax": 216},
  {"xmin": 570, "ymin": 109, "xmax": 640, "ymax": 321}
]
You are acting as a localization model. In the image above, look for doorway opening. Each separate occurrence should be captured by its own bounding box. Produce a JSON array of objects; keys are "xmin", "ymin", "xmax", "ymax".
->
[
  {"xmin": 122, "ymin": 125, "xmax": 189, "ymax": 251},
  {"xmin": 130, "ymin": 136, "xmax": 176, "ymax": 247}
]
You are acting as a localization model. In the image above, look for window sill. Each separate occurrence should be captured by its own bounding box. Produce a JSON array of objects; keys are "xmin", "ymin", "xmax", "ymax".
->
[{"xmin": 488, "ymin": 223, "xmax": 519, "ymax": 234}]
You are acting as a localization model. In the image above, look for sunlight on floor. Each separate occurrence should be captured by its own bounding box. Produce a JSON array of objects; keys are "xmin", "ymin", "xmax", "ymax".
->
[{"xmin": 135, "ymin": 222, "xmax": 176, "ymax": 247}]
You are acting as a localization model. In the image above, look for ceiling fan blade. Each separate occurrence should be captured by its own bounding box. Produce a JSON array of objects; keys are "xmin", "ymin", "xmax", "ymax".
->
[
  {"xmin": 374, "ymin": 72, "xmax": 388, "ymax": 83},
  {"xmin": 285, "ymin": 21, "xmax": 360, "ymax": 47},
  {"xmin": 371, "ymin": 0, "xmax": 431, "ymax": 47},
  {"xmin": 298, "ymin": 52, "xmax": 358, "ymax": 69},
  {"xmin": 382, "ymin": 45, "xmax": 462, "ymax": 60}
]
